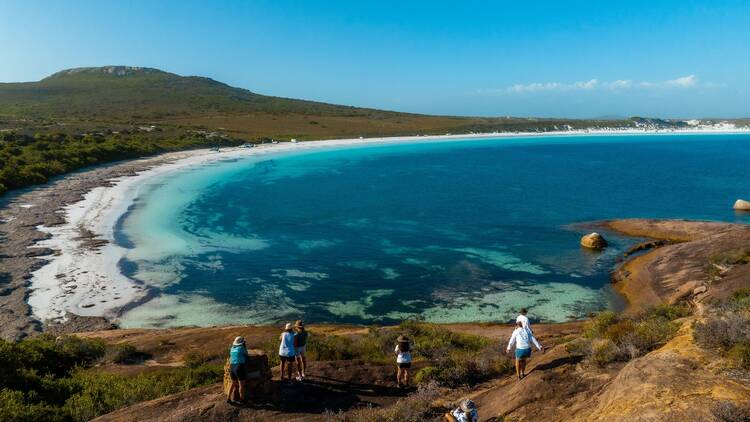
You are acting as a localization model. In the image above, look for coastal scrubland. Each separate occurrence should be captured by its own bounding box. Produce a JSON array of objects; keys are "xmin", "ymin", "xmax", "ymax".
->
[{"xmin": 4, "ymin": 295, "xmax": 748, "ymax": 422}]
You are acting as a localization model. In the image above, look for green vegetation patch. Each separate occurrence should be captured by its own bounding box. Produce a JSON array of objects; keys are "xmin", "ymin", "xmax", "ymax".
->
[
  {"xmin": 0, "ymin": 335, "xmax": 222, "ymax": 422},
  {"xmin": 569, "ymin": 304, "xmax": 687, "ymax": 366},
  {"xmin": 0, "ymin": 132, "xmax": 243, "ymax": 196},
  {"xmin": 261, "ymin": 321, "xmax": 510, "ymax": 387},
  {"xmin": 694, "ymin": 289, "xmax": 750, "ymax": 370}
]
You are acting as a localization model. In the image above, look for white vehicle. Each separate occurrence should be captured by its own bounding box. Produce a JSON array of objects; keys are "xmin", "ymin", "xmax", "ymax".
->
[{"xmin": 291, "ymin": 138, "xmax": 298, "ymax": 143}]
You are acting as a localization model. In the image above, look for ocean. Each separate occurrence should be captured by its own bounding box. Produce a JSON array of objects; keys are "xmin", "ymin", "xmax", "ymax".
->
[{"xmin": 116, "ymin": 134, "xmax": 750, "ymax": 328}]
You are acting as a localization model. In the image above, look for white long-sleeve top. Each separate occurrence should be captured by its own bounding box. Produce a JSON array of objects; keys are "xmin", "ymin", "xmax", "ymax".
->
[{"xmin": 507, "ymin": 327, "xmax": 542, "ymax": 351}]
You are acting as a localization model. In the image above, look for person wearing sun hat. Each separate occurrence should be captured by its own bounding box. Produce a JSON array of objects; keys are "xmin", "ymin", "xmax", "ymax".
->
[
  {"xmin": 227, "ymin": 336, "xmax": 249, "ymax": 403},
  {"xmin": 394, "ymin": 334, "xmax": 412, "ymax": 388},
  {"xmin": 444, "ymin": 399, "xmax": 478, "ymax": 422},
  {"xmin": 278, "ymin": 323, "xmax": 296, "ymax": 382},
  {"xmin": 293, "ymin": 320, "xmax": 309, "ymax": 381}
]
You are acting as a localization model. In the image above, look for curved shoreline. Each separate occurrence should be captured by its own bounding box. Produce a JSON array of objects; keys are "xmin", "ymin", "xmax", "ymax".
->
[{"xmin": 1, "ymin": 128, "xmax": 749, "ymax": 339}]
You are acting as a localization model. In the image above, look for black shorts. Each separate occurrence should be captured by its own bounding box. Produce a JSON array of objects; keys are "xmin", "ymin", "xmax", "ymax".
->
[
  {"xmin": 280, "ymin": 355, "xmax": 296, "ymax": 363},
  {"xmin": 230, "ymin": 363, "xmax": 247, "ymax": 381},
  {"xmin": 398, "ymin": 362, "xmax": 411, "ymax": 369}
]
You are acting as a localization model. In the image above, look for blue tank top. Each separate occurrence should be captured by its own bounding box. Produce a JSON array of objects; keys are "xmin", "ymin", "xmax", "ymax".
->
[{"xmin": 230, "ymin": 345, "xmax": 247, "ymax": 364}]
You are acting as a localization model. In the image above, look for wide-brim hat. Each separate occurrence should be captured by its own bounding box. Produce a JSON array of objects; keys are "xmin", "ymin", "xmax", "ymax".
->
[
  {"xmin": 284, "ymin": 322, "xmax": 293, "ymax": 330},
  {"xmin": 396, "ymin": 335, "xmax": 409, "ymax": 343},
  {"xmin": 233, "ymin": 336, "xmax": 245, "ymax": 346},
  {"xmin": 294, "ymin": 320, "xmax": 305, "ymax": 328}
]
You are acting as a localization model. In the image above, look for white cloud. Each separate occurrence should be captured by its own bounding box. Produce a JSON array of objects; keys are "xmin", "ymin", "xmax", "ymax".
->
[
  {"xmin": 574, "ymin": 79, "xmax": 599, "ymax": 90},
  {"xmin": 665, "ymin": 74, "xmax": 697, "ymax": 87},
  {"xmin": 604, "ymin": 79, "xmax": 633, "ymax": 89},
  {"xmin": 477, "ymin": 74, "xmax": 716, "ymax": 95}
]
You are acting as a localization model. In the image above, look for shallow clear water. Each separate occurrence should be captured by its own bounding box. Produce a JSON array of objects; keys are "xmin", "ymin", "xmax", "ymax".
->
[{"xmin": 117, "ymin": 134, "xmax": 750, "ymax": 328}]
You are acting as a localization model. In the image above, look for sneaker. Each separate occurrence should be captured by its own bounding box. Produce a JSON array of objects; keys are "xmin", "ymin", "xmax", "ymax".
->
[{"xmin": 295, "ymin": 376, "xmax": 302, "ymax": 382}]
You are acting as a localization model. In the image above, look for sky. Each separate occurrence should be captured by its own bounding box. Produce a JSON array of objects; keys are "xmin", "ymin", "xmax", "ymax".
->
[{"xmin": 1, "ymin": 0, "xmax": 748, "ymax": 118}]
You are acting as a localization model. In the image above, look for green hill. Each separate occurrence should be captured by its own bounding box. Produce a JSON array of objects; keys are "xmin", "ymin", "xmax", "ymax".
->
[
  {"xmin": 0, "ymin": 65, "xmax": 636, "ymax": 140},
  {"xmin": 0, "ymin": 66, "xmax": 385, "ymax": 121}
]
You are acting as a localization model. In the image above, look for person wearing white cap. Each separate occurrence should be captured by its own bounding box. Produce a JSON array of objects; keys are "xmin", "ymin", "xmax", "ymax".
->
[
  {"xmin": 278, "ymin": 323, "xmax": 296, "ymax": 382},
  {"xmin": 227, "ymin": 336, "xmax": 248, "ymax": 403}
]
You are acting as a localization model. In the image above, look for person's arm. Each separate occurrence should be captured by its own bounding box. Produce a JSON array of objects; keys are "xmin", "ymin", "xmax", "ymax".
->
[
  {"xmin": 530, "ymin": 333, "xmax": 543, "ymax": 352},
  {"xmin": 506, "ymin": 330, "xmax": 517, "ymax": 353}
]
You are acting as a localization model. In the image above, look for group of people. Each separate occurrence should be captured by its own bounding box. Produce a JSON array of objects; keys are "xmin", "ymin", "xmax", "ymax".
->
[
  {"xmin": 226, "ymin": 308, "xmax": 544, "ymax": 415},
  {"xmin": 278, "ymin": 320, "xmax": 309, "ymax": 382},
  {"xmin": 226, "ymin": 320, "xmax": 309, "ymax": 404}
]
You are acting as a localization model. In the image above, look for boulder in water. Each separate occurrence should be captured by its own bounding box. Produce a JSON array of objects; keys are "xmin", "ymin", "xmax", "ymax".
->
[
  {"xmin": 733, "ymin": 199, "xmax": 750, "ymax": 211},
  {"xmin": 581, "ymin": 232, "xmax": 608, "ymax": 250}
]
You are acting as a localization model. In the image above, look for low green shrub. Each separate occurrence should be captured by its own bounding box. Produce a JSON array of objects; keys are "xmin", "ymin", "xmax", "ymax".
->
[
  {"xmin": 579, "ymin": 307, "xmax": 682, "ymax": 366},
  {"xmin": 414, "ymin": 346, "xmax": 513, "ymax": 387},
  {"xmin": 583, "ymin": 311, "xmax": 619, "ymax": 339},
  {"xmin": 104, "ymin": 343, "xmax": 144, "ymax": 364},
  {"xmin": 262, "ymin": 322, "xmax": 490, "ymax": 368},
  {"xmin": 590, "ymin": 339, "xmax": 619, "ymax": 367},
  {"xmin": 644, "ymin": 304, "xmax": 690, "ymax": 321},
  {"xmin": 0, "ymin": 335, "xmax": 222, "ymax": 422},
  {"xmin": 183, "ymin": 349, "xmax": 220, "ymax": 368},
  {"xmin": 324, "ymin": 381, "xmax": 444, "ymax": 421},
  {"xmin": 727, "ymin": 343, "xmax": 750, "ymax": 370},
  {"xmin": 62, "ymin": 364, "xmax": 222, "ymax": 421}
]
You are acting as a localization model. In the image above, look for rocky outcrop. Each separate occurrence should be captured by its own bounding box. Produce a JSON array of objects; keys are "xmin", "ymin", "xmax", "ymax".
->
[
  {"xmin": 734, "ymin": 199, "xmax": 750, "ymax": 211},
  {"xmin": 605, "ymin": 219, "xmax": 750, "ymax": 310},
  {"xmin": 222, "ymin": 350, "xmax": 272, "ymax": 397},
  {"xmin": 580, "ymin": 232, "xmax": 608, "ymax": 250}
]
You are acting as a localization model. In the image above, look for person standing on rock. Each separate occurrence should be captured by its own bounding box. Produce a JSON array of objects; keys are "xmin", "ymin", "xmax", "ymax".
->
[
  {"xmin": 395, "ymin": 335, "xmax": 412, "ymax": 388},
  {"xmin": 294, "ymin": 320, "xmax": 309, "ymax": 381},
  {"xmin": 228, "ymin": 336, "xmax": 249, "ymax": 403},
  {"xmin": 517, "ymin": 308, "xmax": 532, "ymax": 333},
  {"xmin": 506, "ymin": 321, "xmax": 544, "ymax": 380},
  {"xmin": 278, "ymin": 323, "xmax": 296, "ymax": 382}
]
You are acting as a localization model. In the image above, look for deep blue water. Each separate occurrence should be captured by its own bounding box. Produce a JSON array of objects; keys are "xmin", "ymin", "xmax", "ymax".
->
[{"xmin": 117, "ymin": 134, "xmax": 750, "ymax": 328}]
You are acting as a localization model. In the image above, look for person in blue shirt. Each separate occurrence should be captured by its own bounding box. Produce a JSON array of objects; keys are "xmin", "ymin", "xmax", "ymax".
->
[{"xmin": 228, "ymin": 336, "xmax": 249, "ymax": 403}]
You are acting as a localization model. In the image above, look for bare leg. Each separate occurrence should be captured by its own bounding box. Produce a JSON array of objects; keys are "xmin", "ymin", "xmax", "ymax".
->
[
  {"xmin": 287, "ymin": 360, "xmax": 294, "ymax": 380},
  {"xmin": 404, "ymin": 368, "xmax": 410, "ymax": 386},
  {"xmin": 520, "ymin": 358, "xmax": 527, "ymax": 378},
  {"xmin": 228, "ymin": 381, "xmax": 237, "ymax": 402},
  {"xmin": 296, "ymin": 357, "xmax": 303, "ymax": 378},
  {"xmin": 280, "ymin": 360, "xmax": 286, "ymax": 380},
  {"xmin": 397, "ymin": 367, "xmax": 403, "ymax": 384},
  {"xmin": 238, "ymin": 380, "xmax": 245, "ymax": 402},
  {"xmin": 301, "ymin": 355, "xmax": 307, "ymax": 378},
  {"xmin": 515, "ymin": 358, "xmax": 521, "ymax": 379}
]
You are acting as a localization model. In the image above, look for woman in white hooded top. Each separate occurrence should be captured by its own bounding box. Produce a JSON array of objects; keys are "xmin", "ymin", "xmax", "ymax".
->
[{"xmin": 506, "ymin": 321, "xmax": 544, "ymax": 380}]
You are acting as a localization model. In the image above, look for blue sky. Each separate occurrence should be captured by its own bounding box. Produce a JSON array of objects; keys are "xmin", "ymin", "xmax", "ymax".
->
[{"xmin": 1, "ymin": 0, "xmax": 748, "ymax": 118}]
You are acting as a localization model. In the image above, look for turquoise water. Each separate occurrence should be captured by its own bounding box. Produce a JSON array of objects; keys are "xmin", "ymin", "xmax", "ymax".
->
[{"xmin": 117, "ymin": 134, "xmax": 750, "ymax": 328}]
